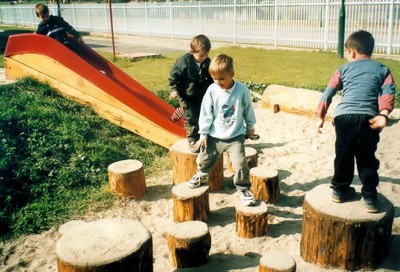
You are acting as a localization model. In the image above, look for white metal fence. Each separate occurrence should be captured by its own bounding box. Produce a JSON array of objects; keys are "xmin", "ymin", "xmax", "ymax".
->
[{"xmin": 1, "ymin": 0, "xmax": 399, "ymax": 55}]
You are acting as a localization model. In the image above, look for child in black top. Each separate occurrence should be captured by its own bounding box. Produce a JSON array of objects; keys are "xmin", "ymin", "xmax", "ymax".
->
[
  {"xmin": 35, "ymin": 3, "xmax": 83, "ymax": 51},
  {"xmin": 168, "ymin": 34, "xmax": 214, "ymax": 152}
]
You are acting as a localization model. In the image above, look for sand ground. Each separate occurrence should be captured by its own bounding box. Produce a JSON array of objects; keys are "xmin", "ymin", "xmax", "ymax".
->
[{"xmin": 0, "ymin": 100, "xmax": 399, "ymax": 272}]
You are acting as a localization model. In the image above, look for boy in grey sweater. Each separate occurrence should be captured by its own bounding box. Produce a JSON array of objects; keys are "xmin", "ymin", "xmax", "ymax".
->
[{"xmin": 188, "ymin": 54, "xmax": 257, "ymax": 206}]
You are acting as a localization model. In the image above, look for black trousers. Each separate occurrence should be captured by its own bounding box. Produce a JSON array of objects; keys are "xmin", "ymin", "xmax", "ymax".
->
[
  {"xmin": 180, "ymin": 99, "xmax": 201, "ymax": 143},
  {"xmin": 331, "ymin": 114, "xmax": 380, "ymax": 197}
]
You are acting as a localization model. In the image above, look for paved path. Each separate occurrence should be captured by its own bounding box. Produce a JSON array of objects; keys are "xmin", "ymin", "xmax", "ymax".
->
[{"xmin": 84, "ymin": 33, "xmax": 229, "ymax": 56}]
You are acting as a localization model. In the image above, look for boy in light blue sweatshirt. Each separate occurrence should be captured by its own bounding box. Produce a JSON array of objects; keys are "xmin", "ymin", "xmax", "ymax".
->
[{"xmin": 187, "ymin": 54, "xmax": 257, "ymax": 206}]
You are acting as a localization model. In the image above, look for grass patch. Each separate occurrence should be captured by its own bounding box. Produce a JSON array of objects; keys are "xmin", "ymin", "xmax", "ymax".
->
[
  {"xmin": 101, "ymin": 47, "xmax": 400, "ymax": 106},
  {"xmin": 0, "ymin": 77, "xmax": 167, "ymax": 239}
]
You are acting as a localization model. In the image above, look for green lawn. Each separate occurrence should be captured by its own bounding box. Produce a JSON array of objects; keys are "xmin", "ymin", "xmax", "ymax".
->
[{"xmin": 101, "ymin": 47, "xmax": 400, "ymax": 106}]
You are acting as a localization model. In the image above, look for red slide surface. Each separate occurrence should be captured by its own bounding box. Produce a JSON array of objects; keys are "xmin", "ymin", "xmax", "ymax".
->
[{"xmin": 4, "ymin": 33, "xmax": 186, "ymax": 139}]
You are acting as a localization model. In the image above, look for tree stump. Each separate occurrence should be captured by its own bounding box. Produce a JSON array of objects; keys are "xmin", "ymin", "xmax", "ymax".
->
[
  {"xmin": 108, "ymin": 159, "xmax": 146, "ymax": 198},
  {"xmin": 250, "ymin": 167, "xmax": 279, "ymax": 203},
  {"xmin": 57, "ymin": 220, "xmax": 86, "ymax": 240},
  {"xmin": 56, "ymin": 218, "xmax": 153, "ymax": 272},
  {"xmin": 300, "ymin": 184, "xmax": 394, "ymax": 271},
  {"xmin": 172, "ymin": 182, "xmax": 210, "ymax": 222},
  {"xmin": 226, "ymin": 146, "xmax": 258, "ymax": 174},
  {"xmin": 236, "ymin": 200, "xmax": 268, "ymax": 238},
  {"xmin": 259, "ymin": 251, "xmax": 296, "ymax": 272},
  {"xmin": 166, "ymin": 221, "xmax": 211, "ymax": 268},
  {"xmin": 169, "ymin": 139, "xmax": 224, "ymax": 191}
]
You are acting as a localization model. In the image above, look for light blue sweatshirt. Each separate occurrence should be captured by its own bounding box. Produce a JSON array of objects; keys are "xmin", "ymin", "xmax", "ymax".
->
[{"xmin": 198, "ymin": 80, "xmax": 256, "ymax": 140}]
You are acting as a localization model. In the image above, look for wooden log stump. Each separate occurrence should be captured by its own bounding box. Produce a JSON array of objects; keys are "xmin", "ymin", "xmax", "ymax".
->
[
  {"xmin": 300, "ymin": 184, "xmax": 394, "ymax": 271},
  {"xmin": 172, "ymin": 182, "xmax": 210, "ymax": 222},
  {"xmin": 108, "ymin": 159, "xmax": 146, "ymax": 199},
  {"xmin": 250, "ymin": 167, "xmax": 279, "ymax": 203},
  {"xmin": 57, "ymin": 220, "xmax": 86, "ymax": 240},
  {"xmin": 259, "ymin": 251, "xmax": 296, "ymax": 272},
  {"xmin": 235, "ymin": 200, "xmax": 268, "ymax": 238},
  {"xmin": 166, "ymin": 221, "xmax": 211, "ymax": 268},
  {"xmin": 226, "ymin": 146, "xmax": 258, "ymax": 174},
  {"xmin": 169, "ymin": 139, "xmax": 224, "ymax": 191},
  {"xmin": 56, "ymin": 218, "xmax": 153, "ymax": 272}
]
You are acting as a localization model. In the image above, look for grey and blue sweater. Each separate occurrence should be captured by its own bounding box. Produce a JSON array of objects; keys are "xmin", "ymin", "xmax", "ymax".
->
[{"xmin": 317, "ymin": 58, "xmax": 396, "ymax": 119}]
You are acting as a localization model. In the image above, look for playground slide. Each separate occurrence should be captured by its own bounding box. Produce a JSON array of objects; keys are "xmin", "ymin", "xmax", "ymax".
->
[{"xmin": 4, "ymin": 33, "xmax": 185, "ymax": 148}]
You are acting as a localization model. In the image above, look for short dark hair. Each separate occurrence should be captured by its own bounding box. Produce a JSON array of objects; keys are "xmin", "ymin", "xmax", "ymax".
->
[
  {"xmin": 35, "ymin": 3, "xmax": 49, "ymax": 17},
  {"xmin": 345, "ymin": 30, "xmax": 375, "ymax": 56},
  {"xmin": 190, "ymin": 34, "xmax": 211, "ymax": 53}
]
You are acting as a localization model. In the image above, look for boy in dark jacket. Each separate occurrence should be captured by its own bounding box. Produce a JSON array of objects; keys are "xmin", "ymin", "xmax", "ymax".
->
[
  {"xmin": 168, "ymin": 34, "xmax": 213, "ymax": 152},
  {"xmin": 35, "ymin": 3, "xmax": 83, "ymax": 51}
]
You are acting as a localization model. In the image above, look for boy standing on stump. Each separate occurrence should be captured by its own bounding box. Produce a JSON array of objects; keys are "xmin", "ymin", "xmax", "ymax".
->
[
  {"xmin": 317, "ymin": 30, "xmax": 396, "ymax": 213},
  {"xmin": 169, "ymin": 34, "xmax": 214, "ymax": 152},
  {"xmin": 187, "ymin": 54, "xmax": 257, "ymax": 206}
]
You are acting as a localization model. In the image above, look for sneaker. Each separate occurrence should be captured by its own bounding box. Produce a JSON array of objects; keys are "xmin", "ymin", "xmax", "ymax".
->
[
  {"xmin": 362, "ymin": 197, "xmax": 378, "ymax": 213},
  {"xmin": 239, "ymin": 189, "xmax": 256, "ymax": 206},
  {"xmin": 331, "ymin": 187, "xmax": 356, "ymax": 203},
  {"xmin": 188, "ymin": 141, "xmax": 199, "ymax": 153},
  {"xmin": 187, "ymin": 174, "xmax": 208, "ymax": 189}
]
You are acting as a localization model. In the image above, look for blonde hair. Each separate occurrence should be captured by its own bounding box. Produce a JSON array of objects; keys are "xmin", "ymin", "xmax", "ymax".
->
[
  {"xmin": 35, "ymin": 3, "xmax": 49, "ymax": 17},
  {"xmin": 209, "ymin": 54, "xmax": 234, "ymax": 75},
  {"xmin": 190, "ymin": 34, "xmax": 211, "ymax": 53}
]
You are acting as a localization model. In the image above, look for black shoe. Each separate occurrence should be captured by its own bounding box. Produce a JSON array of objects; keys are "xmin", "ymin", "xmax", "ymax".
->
[
  {"xmin": 331, "ymin": 187, "xmax": 356, "ymax": 203},
  {"xmin": 362, "ymin": 196, "xmax": 378, "ymax": 213}
]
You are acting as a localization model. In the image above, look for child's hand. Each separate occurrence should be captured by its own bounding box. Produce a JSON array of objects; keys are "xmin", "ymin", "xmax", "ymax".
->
[
  {"xmin": 169, "ymin": 91, "xmax": 178, "ymax": 99},
  {"xmin": 369, "ymin": 114, "xmax": 388, "ymax": 130},
  {"xmin": 317, "ymin": 118, "xmax": 325, "ymax": 134},
  {"xmin": 194, "ymin": 138, "xmax": 207, "ymax": 151}
]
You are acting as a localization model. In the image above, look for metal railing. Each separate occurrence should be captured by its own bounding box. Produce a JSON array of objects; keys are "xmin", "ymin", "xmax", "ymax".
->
[{"xmin": 1, "ymin": 0, "xmax": 399, "ymax": 55}]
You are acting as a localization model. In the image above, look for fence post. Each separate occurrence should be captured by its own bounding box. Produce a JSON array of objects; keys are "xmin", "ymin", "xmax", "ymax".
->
[
  {"xmin": 234, "ymin": 0, "xmax": 237, "ymax": 44},
  {"xmin": 273, "ymin": 0, "xmax": 278, "ymax": 47},
  {"xmin": 145, "ymin": 3, "xmax": 149, "ymax": 37},
  {"xmin": 85, "ymin": 4, "xmax": 91, "ymax": 32},
  {"xmin": 123, "ymin": 3, "xmax": 128, "ymax": 35},
  {"xmin": 55, "ymin": 0, "xmax": 61, "ymax": 17},
  {"xmin": 323, "ymin": 0, "xmax": 329, "ymax": 50},
  {"xmin": 169, "ymin": 2, "xmax": 173, "ymax": 39},
  {"xmin": 72, "ymin": 4, "xmax": 77, "ymax": 30},
  {"xmin": 386, "ymin": 0, "xmax": 395, "ymax": 55},
  {"xmin": 199, "ymin": 1, "xmax": 202, "ymax": 34},
  {"xmin": 337, "ymin": 0, "xmax": 345, "ymax": 58}
]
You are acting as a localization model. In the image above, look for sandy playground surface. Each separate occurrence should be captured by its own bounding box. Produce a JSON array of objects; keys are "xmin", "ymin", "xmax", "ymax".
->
[{"xmin": 0, "ymin": 101, "xmax": 399, "ymax": 272}]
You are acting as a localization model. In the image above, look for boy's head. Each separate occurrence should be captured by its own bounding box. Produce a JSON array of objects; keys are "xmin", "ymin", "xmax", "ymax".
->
[
  {"xmin": 190, "ymin": 34, "xmax": 211, "ymax": 63},
  {"xmin": 35, "ymin": 3, "xmax": 50, "ymax": 22},
  {"xmin": 209, "ymin": 54, "xmax": 235, "ymax": 91},
  {"xmin": 345, "ymin": 30, "xmax": 374, "ymax": 59}
]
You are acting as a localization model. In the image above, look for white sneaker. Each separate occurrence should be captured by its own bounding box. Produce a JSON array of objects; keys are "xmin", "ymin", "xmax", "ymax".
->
[
  {"xmin": 187, "ymin": 174, "xmax": 208, "ymax": 189},
  {"xmin": 239, "ymin": 189, "xmax": 256, "ymax": 206}
]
